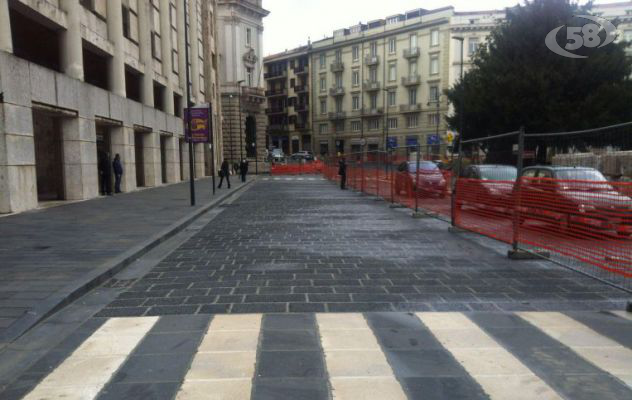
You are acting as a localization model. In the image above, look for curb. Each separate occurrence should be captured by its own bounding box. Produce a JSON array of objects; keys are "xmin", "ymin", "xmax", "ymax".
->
[{"xmin": 0, "ymin": 178, "xmax": 255, "ymax": 347}]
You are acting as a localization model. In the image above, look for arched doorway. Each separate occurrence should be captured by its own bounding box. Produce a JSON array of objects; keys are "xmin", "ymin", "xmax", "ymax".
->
[{"xmin": 245, "ymin": 116, "xmax": 257, "ymax": 158}]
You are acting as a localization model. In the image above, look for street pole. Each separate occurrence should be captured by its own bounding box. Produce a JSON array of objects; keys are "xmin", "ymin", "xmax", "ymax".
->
[
  {"xmin": 209, "ymin": 103, "xmax": 216, "ymax": 195},
  {"xmin": 229, "ymin": 95, "xmax": 234, "ymax": 168},
  {"xmin": 184, "ymin": 0, "xmax": 195, "ymax": 206},
  {"xmin": 455, "ymin": 37, "xmax": 465, "ymax": 145},
  {"xmin": 237, "ymin": 80, "xmax": 244, "ymax": 162}
]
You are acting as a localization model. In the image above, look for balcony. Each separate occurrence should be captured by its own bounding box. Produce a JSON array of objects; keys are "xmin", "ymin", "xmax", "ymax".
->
[
  {"xmin": 403, "ymin": 47, "xmax": 420, "ymax": 59},
  {"xmin": 363, "ymin": 81, "xmax": 381, "ymax": 91},
  {"xmin": 265, "ymin": 88, "xmax": 287, "ymax": 97},
  {"xmin": 294, "ymin": 103, "xmax": 308, "ymax": 112},
  {"xmin": 267, "ymin": 124, "xmax": 289, "ymax": 132},
  {"xmin": 295, "ymin": 122, "xmax": 310, "ymax": 130},
  {"xmin": 294, "ymin": 85, "xmax": 308, "ymax": 93},
  {"xmin": 329, "ymin": 86, "xmax": 345, "ymax": 96},
  {"xmin": 264, "ymin": 70, "xmax": 287, "ymax": 79},
  {"xmin": 365, "ymin": 55, "xmax": 380, "ymax": 66},
  {"xmin": 401, "ymin": 75, "xmax": 421, "ymax": 86},
  {"xmin": 266, "ymin": 107, "xmax": 287, "ymax": 115},
  {"xmin": 294, "ymin": 65, "xmax": 308, "ymax": 75},
  {"xmin": 330, "ymin": 61, "xmax": 344, "ymax": 72},
  {"xmin": 328, "ymin": 111, "xmax": 346, "ymax": 120},
  {"xmin": 400, "ymin": 103, "xmax": 422, "ymax": 113},
  {"xmin": 363, "ymin": 108, "xmax": 383, "ymax": 117}
]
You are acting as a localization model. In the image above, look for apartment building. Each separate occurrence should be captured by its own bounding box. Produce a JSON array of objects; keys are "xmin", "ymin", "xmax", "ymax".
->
[
  {"xmin": 263, "ymin": 46, "xmax": 311, "ymax": 154},
  {"xmin": 0, "ymin": 0, "xmax": 224, "ymax": 214},
  {"xmin": 216, "ymin": 0, "xmax": 269, "ymax": 167}
]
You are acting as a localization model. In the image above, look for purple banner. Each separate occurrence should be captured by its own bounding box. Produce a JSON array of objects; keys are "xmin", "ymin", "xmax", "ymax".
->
[{"xmin": 185, "ymin": 107, "xmax": 210, "ymax": 143}]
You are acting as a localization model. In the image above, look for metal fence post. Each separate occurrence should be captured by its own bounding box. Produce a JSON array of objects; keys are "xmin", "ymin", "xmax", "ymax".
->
[
  {"xmin": 390, "ymin": 149, "xmax": 395, "ymax": 204},
  {"xmin": 451, "ymin": 139, "xmax": 463, "ymax": 227},
  {"xmin": 512, "ymin": 126, "xmax": 526, "ymax": 251},
  {"xmin": 361, "ymin": 148, "xmax": 366, "ymax": 193},
  {"xmin": 415, "ymin": 144, "xmax": 421, "ymax": 213},
  {"xmin": 376, "ymin": 151, "xmax": 380, "ymax": 198}
]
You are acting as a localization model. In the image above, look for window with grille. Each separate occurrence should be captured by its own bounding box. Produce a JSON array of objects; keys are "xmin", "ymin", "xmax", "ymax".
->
[
  {"xmin": 407, "ymin": 114, "xmax": 418, "ymax": 128},
  {"xmin": 352, "ymin": 96, "xmax": 360, "ymax": 110},
  {"xmin": 388, "ymin": 118, "xmax": 398, "ymax": 129},
  {"xmin": 351, "ymin": 121, "xmax": 361, "ymax": 131},
  {"xmin": 319, "ymin": 123, "xmax": 328, "ymax": 134}
]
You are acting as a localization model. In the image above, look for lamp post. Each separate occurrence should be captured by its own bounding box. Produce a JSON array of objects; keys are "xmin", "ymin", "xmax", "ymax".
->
[
  {"xmin": 228, "ymin": 94, "xmax": 234, "ymax": 166},
  {"xmin": 453, "ymin": 36, "xmax": 465, "ymax": 142},
  {"xmin": 184, "ymin": 0, "xmax": 195, "ymax": 206},
  {"xmin": 237, "ymin": 80, "xmax": 245, "ymax": 162}
]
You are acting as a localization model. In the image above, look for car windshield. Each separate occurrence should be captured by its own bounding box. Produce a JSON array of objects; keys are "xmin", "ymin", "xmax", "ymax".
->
[
  {"xmin": 272, "ymin": 149, "xmax": 283, "ymax": 155},
  {"xmin": 555, "ymin": 169, "xmax": 607, "ymax": 181},
  {"xmin": 479, "ymin": 167, "xmax": 517, "ymax": 181},
  {"xmin": 408, "ymin": 162, "xmax": 439, "ymax": 173}
]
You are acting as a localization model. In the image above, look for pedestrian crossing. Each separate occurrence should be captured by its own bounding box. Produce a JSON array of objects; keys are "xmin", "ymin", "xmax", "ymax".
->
[
  {"xmin": 262, "ymin": 176, "xmax": 327, "ymax": 181},
  {"xmin": 13, "ymin": 311, "xmax": 632, "ymax": 399}
]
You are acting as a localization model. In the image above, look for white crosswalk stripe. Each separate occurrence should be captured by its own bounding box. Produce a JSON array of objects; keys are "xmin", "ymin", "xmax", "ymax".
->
[
  {"xmin": 23, "ymin": 317, "xmax": 158, "ymax": 400},
  {"xmin": 15, "ymin": 312, "xmax": 632, "ymax": 400},
  {"xmin": 417, "ymin": 312, "xmax": 562, "ymax": 400},
  {"xmin": 519, "ymin": 312, "xmax": 632, "ymax": 389}
]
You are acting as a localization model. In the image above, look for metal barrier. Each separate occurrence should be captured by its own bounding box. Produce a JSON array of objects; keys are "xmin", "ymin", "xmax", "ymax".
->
[{"xmin": 270, "ymin": 160, "xmax": 324, "ymax": 175}]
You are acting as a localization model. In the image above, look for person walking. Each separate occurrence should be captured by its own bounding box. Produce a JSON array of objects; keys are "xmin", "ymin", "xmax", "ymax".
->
[
  {"xmin": 99, "ymin": 151, "xmax": 113, "ymax": 196},
  {"xmin": 338, "ymin": 157, "xmax": 347, "ymax": 190},
  {"xmin": 218, "ymin": 160, "xmax": 231, "ymax": 189},
  {"xmin": 240, "ymin": 159, "xmax": 249, "ymax": 183},
  {"xmin": 112, "ymin": 154, "xmax": 123, "ymax": 194}
]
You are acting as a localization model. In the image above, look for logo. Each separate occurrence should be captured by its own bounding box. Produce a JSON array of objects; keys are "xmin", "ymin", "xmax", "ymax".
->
[{"xmin": 545, "ymin": 15, "xmax": 616, "ymax": 58}]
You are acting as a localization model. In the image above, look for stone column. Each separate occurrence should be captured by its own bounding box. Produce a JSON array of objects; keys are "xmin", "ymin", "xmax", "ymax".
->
[
  {"xmin": 107, "ymin": 0, "xmax": 126, "ymax": 97},
  {"xmin": 164, "ymin": 135, "xmax": 179, "ymax": 182},
  {"xmin": 159, "ymin": 0, "xmax": 174, "ymax": 114},
  {"xmin": 180, "ymin": 137, "xmax": 190, "ymax": 180},
  {"xmin": 59, "ymin": 0, "xmax": 84, "ymax": 81},
  {"xmin": 110, "ymin": 125, "xmax": 137, "ymax": 192},
  {"xmin": 143, "ymin": 130, "xmax": 161, "ymax": 186},
  {"xmin": 194, "ymin": 142, "xmax": 204, "ymax": 178},
  {"xmin": 176, "ymin": 0, "xmax": 186, "ymax": 98},
  {"xmin": 0, "ymin": 0, "xmax": 13, "ymax": 53},
  {"xmin": 61, "ymin": 116, "xmax": 97, "ymax": 200},
  {"xmin": 138, "ymin": 0, "xmax": 154, "ymax": 106}
]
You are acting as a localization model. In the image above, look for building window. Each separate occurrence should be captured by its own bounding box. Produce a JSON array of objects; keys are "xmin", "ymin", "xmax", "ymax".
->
[
  {"xmin": 428, "ymin": 113, "xmax": 440, "ymax": 126},
  {"xmin": 352, "ymin": 95, "xmax": 360, "ymax": 110},
  {"xmin": 335, "ymin": 121, "xmax": 345, "ymax": 132},
  {"xmin": 352, "ymin": 45, "xmax": 359, "ymax": 61},
  {"xmin": 429, "ymin": 86, "xmax": 439, "ymax": 102},
  {"xmin": 335, "ymin": 49, "xmax": 342, "ymax": 62},
  {"xmin": 246, "ymin": 27, "xmax": 252, "ymax": 46},
  {"xmin": 407, "ymin": 114, "xmax": 419, "ymax": 128},
  {"xmin": 352, "ymin": 70, "xmax": 359, "ymax": 86},
  {"xmin": 246, "ymin": 67, "xmax": 252, "ymax": 87},
  {"xmin": 169, "ymin": 3, "xmax": 178, "ymax": 74},
  {"xmin": 370, "ymin": 93, "xmax": 378, "ymax": 109},
  {"xmin": 409, "ymin": 60, "xmax": 417, "ymax": 75},
  {"xmin": 368, "ymin": 119, "xmax": 380, "ymax": 131},
  {"xmin": 370, "ymin": 41, "xmax": 377, "ymax": 56},
  {"xmin": 151, "ymin": 0, "xmax": 161, "ymax": 60},
  {"xmin": 369, "ymin": 66, "xmax": 377, "ymax": 82},
  {"xmin": 351, "ymin": 120, "xmax": 361, "ymax": 132},
  {"xmin": 335, "ymin": 98, "xmax": 343, "ymax": 112},
  {"xmin": 81, "ymin": 0, "xmax": 107, "ymax": 19},
  {"xmin": 320, "ymin": 76, "xmax": 326, "ymax": 91},
  {"xmin": 320, "ymin": 53, "xmax": 326, "ymax": 69},
  {"xmin": 468, "ymin": 37, "xmax": 479, "ymax": 55},
  {"xmin": 320, "ymin": 99, "xmax": 327, "ymax": 114},
  {"xmin": 408, "ymin": 87, "xmax": 417, "ymax": 105},
  {"xmin": 388, "ymin": 37, "xmax": 396, "ymax": 54},
  {"xmin": 122, "ymin": 0, "xmax": 139, "ymax": 43},
  {"xmin": 319, "ymin": 123, "xmax": 328, "ymax": 134},
  {"xmin": 387, "ymin": 16, "xmax": 399, "ymax": 25},
  {"xmin": 387, "ymin": 91, "xmax": 396, "ymax": 107},
  {"xmin": 409, "ymin": 33, "xmax": 417, "ymax": 49},
  {"xmin": 388, "ymin": 62, "xmax": 397, "ymax": 81},
  {"xmin": 430, "ymin": 57, "xmax": 439, "ymax": 75},
  {"xmin": 388, "ymin": 118, "xmax": 398, "ymax": 129},
  {"xmin": 430, "ymin": 29, "xmax": 440, "ymax": 46},
  {"xmin": 335, "ymin": 72, "xmax": 343, "ymax": 88}
]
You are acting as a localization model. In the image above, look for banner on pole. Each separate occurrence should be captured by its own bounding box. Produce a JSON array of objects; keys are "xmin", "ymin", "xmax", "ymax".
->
[{"xmin": 185, "ymin": 106, "xmax": 211, "ymax": 143}]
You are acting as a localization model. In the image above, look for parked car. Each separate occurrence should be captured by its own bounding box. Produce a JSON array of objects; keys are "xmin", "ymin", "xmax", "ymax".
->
[
  {"xmin": 268, "ymin": 148, "xmax": 285, "ymax": 163},
  {"xmin": 290, "ymin": 151, "xmax": 314, "ymax": 161},
  {"xmin": 517, "ymin": 166, "xmax": 632, "ymax": 237},
  {"xmin": 457, "ymin": 165, "xmax": 517, "ymax": 214},
  {"xmin": 395, "ymin": 161, "xmax": 447, "ymax": 198}
]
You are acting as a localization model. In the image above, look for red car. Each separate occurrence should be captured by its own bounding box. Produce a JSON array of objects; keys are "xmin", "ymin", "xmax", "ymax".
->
[{"xmin": 395, "ymin": 161, "xmax": 447, "ymax": 198}]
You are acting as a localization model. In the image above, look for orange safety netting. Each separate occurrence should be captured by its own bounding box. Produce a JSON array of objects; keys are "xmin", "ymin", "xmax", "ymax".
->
[{"xmin": 270, "ymin": 160, "xmax": 324, "ymax": 175}]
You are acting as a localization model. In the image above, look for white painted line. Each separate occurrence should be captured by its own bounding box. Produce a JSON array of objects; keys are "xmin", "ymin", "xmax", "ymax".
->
[
  {"xmin": 417, "ymin": 312, "xmax": 561, "ymax": 400},
  {"xmin": 612, "ymin": 311, "xmax": 632, "ymax": 323},
  {"xmin": 519, "ymin": 312, "xmax": 632, "ymax": 389},
  {"xmin": 317, "ymin": 314, "xmax": 407, "ymax": 399},
  {"xmin": 297, "ymin": 178, "xmax": 305, "ymax": 181},
  {"xmin": 176, "ymin": 315, "xmax": 261, "ymax": 399},
  {"xmin": 273, "ymin": 177, "xmax": 281, "ymax": 181},
  {"xmin": 23, "ymin": 317, "xmax": 158, "ymax": 400}
]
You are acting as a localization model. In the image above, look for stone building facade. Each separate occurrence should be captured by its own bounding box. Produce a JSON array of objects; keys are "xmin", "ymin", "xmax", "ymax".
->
[
  {"xmin": 0, "ymin": 0, "xmax": 223, "ymax": 214},
  {"xmin": 216, "ymin": 0, "xmax": 268, "ymax": 170}
]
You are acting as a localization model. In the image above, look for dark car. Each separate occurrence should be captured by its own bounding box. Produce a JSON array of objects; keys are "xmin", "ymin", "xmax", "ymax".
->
[
  {"xmin": 395, "ymin": 161, "xmax": 447, "ymax": 198},
  {"xmin": 517, "ymin": 166, "xmax": 632, "ymax": 237},
  {"xmin": 457, "ymin": 165, "xmax": 517, "ymax": 214},
  {"xmin": 290, "ymin": 151, "xmax": 314, "ymax": 161}
]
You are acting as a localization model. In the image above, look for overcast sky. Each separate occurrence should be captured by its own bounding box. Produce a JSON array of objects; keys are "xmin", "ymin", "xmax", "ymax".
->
[{"xmin": 261, "ymin": 0, "xmax": 622, "ymax": 56}]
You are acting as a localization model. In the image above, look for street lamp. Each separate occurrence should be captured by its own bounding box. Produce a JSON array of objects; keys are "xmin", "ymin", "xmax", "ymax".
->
[
  {"xmin": 228, "ymin": 94, "xmax": 234, "ymax": 167},
  {"xmin": 453, "ymin": 36, "xmax": 465, "ymax": 142},
  {"xmin": 184, "ymin": 0, "xmax": 195, "ymax": 206},
  {"xmin": 237, "ymin": 80, "xmax": 245, "ymax": 162}
]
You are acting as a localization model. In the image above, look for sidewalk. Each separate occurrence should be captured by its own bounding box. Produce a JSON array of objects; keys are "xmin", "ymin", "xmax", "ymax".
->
[{"xmin": 0, "ymin": 176, "xmax": 253, "ymax": 346}]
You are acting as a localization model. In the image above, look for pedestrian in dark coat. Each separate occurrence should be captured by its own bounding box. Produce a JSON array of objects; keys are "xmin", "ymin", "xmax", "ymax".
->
[
  {"xmin": 338, "ymin": 157, "xmax": 347, "ymax": 190},
  {"xmin": 112, "ymin": 154, "xmax": 123, "ymax": 194},
  {"xmin": 240, "ymin": 159, "xmax": 249, "ymax": 182},
  {"xmin": 218, "ymin": 160, "xmax": 231, "ymax": 189},
  {"xmin": 99, "ymin": 151, "xmax": 113, "ymax": 195}
]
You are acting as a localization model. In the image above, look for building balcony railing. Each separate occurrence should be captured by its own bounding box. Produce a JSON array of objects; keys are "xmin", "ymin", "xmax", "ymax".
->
[
  {"xmin": 264, "ymin": 70, "xmax": 287, "ymax": 79},
  {"xmin": 329, "ymin": 86, "xmax": 345, "ymax": 96},
  {"xmin": 403, "ymin": 47, "xmax": 420, "ymax": 59},
  {"xmin": 295, "ymin": 122, "xmax": 310, "ymax": 130},
  {"xmin": 242, "ymin": 87, "xmax": 265, "ymax": 98},
  {"xmin": 330, "ymin": 61, "xmax": 344, "ymax": 72},
  {"xmin": 266, "ymin": 107, "xmax": 287, "ymax": 115},
  {"xmin": 267, "ymin": 124, "xmax": 289, "ymax": 132},
  {"xmin": 365, "ymin": 55, "xmax": 380, "ymax": 66},
  {"xmin": 363, "ymin": 81, "xmax": 381, "ymax": 91},
  {"xmin": 294, "ymin": 65, "xmax": 308, "ymax": 75},
  {"xmin": 399, "ymin": 103, "xmax": 422, "ymax": 113},
  {"xmin": 328, "ymin": 111, "xmax": 347, "ymax": 120},
  {"xmin": 401, "ymin": 75, "xmax": 421, "ymax": 86},
  {"xmin": 265, "ymin": 88, "xmax": 287, "ymax": 97},
  {"xmin": 362, "ymin": 108, "xmax": 384, "ymax": 117},
  {"xmin": 294, "ymin": 85, "xmax": 308, "ymax": 93},
  {"xmin": 294, "ymin": 103, "xmax": 308, "ymax": 112}
]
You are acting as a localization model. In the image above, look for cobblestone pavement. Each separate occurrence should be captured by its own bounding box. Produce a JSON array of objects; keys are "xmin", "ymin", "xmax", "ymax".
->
[
  {"xmin": 97, "ymin": 177, "xmax": 630, "ymax": 317},
  {"xmin": 0, "ymin": 177, "xmax": 249, "ymax": 343},
  {"xmin": 2, "ymin": 312, "xmax": 632, "ymax": 399}
]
